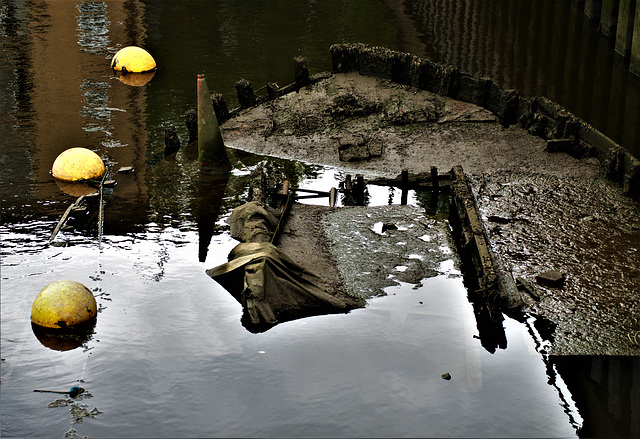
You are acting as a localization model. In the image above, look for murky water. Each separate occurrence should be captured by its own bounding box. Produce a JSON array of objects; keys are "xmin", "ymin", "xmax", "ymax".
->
[
  {"xmin": 1, "ymin": 1, "xmax": 638, "ymax": 437},
  {"xmin": 396, "ymin": 0, "xmax": 640, "ymax": 159},
  {"xmin": 1, "ymin": 225, "xmax": 580, "ymax": 437}
]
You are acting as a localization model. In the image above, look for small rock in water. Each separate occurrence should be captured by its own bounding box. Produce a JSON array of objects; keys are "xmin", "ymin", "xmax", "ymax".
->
[{"xmin": 441, "ymin": 372, "xmax": 451, "ymax": 380}]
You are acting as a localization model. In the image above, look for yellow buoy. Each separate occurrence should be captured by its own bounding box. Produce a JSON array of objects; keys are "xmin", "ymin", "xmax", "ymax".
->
[
  {"xmin": 51, "ymin": 147, "xmax": 105, "ymax": 182},
  {"xmin": 31, "ymin": 280, "xmax": 97, "ymax": 329},
  {"xmin": 111, "ymin": 46, "xmax": 157, "ymax": 74}
]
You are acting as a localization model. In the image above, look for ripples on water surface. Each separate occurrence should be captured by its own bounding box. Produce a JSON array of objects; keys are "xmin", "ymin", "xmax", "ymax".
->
[
  {"xmin": 0, "ymin": 0, "xmax": 638, "ymax": 437},
  {"xmin": 2, "ymin": 221, "xmax": 580, "ymax": 437}
]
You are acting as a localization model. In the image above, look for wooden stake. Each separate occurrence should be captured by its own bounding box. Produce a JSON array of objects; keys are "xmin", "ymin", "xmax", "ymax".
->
[
  {"xmin": 49, "ymin": 196, "xmax": 85, "ymax": 243},
  {"xmin": 431, "ymin": 166, "xmax": 439, "ymax": 191},
  {"xmin": 329, "ymin": 187, "xmax": 337, "ymax": 207},
  {"xmin": 401, "ymin": 169, "xmax": 409, "ymax": 205}
]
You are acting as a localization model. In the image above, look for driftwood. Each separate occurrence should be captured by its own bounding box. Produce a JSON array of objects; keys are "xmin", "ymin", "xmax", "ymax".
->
[{"xmin": 49, "ymin": 195, "xmax": 91, "ymax": 243}]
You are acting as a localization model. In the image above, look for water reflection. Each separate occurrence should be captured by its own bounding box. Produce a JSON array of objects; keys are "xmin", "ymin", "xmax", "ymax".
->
[
  {"xmin": 552, "ymin": 355, "xmax": 640, "ymax": 439},
  {"xmin": 80, "ymin": 78, "xmax": 113, "ymax": 133},
  {"xmin": 31, "ymin": 320, "xmax": 96, "ymax": 352},
  {"xmin": 196, "ymin": 171, "xmax": 230, "ymax": 262},
  {"xmin": 397, "ymin": 0, "xmax": 639, "ymax": 159},
  {"xmin": 0, "ymin": 1, "xmax": 637, "ymax": 436},
  {"xmin": 115, "ymin": 70, "xmax": 155, "ymax": 86},
  {"xmin": 54, "ymin": 179, "xmax": 98, "ymax": 197},
  {"xmin": 76, "ymin": 1, "xmax": 110, "ymax": 54}
]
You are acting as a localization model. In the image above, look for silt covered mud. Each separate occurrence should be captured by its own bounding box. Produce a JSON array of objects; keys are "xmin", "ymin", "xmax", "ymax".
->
[
  {"xmin": 473, "ymin": 170, "xmax": 640, "ymax": 355},
  {"xmin": 220, "ymin": 66, "xmax": 640, "ymax": 357}
]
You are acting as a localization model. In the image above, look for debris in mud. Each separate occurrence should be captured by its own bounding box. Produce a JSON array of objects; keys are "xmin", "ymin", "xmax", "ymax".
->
[
  {"xmin": 381, "ymin": 222, "xmax": 397, "ymax": 232},
  {"xmin": 337, "ymin": 134, "xmax": 383, "ymax": 162},
  {"xmin": 475, "ymin": 171, "xmax": 640, "ymax": 355},
  {"xmin": 515, "ymin": 276, "xmax": 540, "ymax": 301},
  {"xmin": 487, "ymin": 215, "xmax": 530, "ymax": 225},
  {"xmin": 535, "ymin": 270, "xmax": 566, "ymax": 288},
  {"xmin": 326, "ymin": 92, "xmax": 382, "ymax": 120},
  {"xmin": 324, "ymin": 204, "xmax": 448, "ymax": 298}
]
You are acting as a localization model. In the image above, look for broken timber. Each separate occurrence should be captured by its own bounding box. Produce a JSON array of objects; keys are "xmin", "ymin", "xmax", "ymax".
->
[
  {"xmin": 448, "ymin": 165, "xmax": 524, "ymax": 353},
  {"xmin": 369, "ymin": 168, "xmax": 451, "ymax": 192},
  {"xmin": 449, "ymin": 165, "xmax": 498, "ymax": 296}
]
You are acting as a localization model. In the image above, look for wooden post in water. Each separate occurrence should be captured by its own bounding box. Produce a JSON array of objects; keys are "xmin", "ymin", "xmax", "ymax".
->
[
  {"xmin": 267, "ymin": 83, "xmax": 279, "ymax": 100},
  {"xmin": 294, "ymin": 56, "xmax": 310, "ymax": 88},
  {"xmin": 211, "ymin": 93, "xmax": 229, "ymax": 124},
  {"xmin": 345, "ymin": 174, "xmax": 353, "ymax": 193},
  {"xmin": 235, "ymin": 79, "xmax": 257, "ymax": 108},
  {"xmin": 164, "ymin": 124, "xmax": 180, "ymax": 153},
  {"xmin": 184, "ymin": 109, "xmax": 197, "ymax": 143},
  {"xmin": 401, "ymin": 169, "xmax": 409, "ymax": 205}
]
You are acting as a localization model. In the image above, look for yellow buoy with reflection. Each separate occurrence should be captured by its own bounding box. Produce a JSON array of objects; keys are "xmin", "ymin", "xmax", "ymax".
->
[
  {"xmin": 31, "ymin": 280, "xmax": 97, "ymax": 329},
  {"xmin": 32, "ymin": 321, "xmax": 96, "ymax": 351},
  {"xmin": 116, "ymin": 70, "xmax": 156, "ymax": 87},
  {"xmin": 51, "ymin": 147, "xmax": 105, "ymax": 182},
  {"xmin": 55, "ymin": 178, "xmax": 98, "ymax": 197},
  {"xmin": 111, "ymin": 46, "xmax": 157, "ymax": 73}
]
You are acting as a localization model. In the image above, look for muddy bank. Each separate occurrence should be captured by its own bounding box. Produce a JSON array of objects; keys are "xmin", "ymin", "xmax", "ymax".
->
[
  {"xmin": 473, "ymin": 171, "xmax": 640, "ymax": 355},
  {"xmin": 223, "ymin": 73, "xmax": 597, "ymax": 181},
  {"xmin": 323, "ymin": 204, "xmax": 452, "ymax": 299},
  {"xmin": 218, "ymin": 66, "xmax": 639, "ymax": 355}
]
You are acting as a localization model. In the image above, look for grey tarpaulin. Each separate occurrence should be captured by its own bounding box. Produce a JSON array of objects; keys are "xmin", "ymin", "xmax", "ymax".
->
[{"xmin": 206, "ymin": 198, "xmax": 357, "ymax": 332}]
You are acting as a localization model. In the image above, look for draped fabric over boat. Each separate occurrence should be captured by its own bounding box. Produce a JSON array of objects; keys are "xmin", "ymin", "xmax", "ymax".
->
[
  {"xmin": 206, "ymin": 192, "xmax": 359, "ymax": 332},
  {"xmin": 207, "ymin": 241, "xmax": 349, "ymax": 327}
]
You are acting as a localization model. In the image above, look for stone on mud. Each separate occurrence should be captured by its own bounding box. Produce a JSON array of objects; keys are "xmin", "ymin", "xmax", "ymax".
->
[
  {"xmin": 535, "ymin": 270, "xmax": 566, "ymax": 288},
  {"xmin": 337, "ymin": 134, "xmax": 382, "ymax": 162}
]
